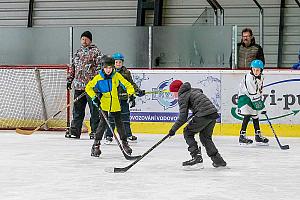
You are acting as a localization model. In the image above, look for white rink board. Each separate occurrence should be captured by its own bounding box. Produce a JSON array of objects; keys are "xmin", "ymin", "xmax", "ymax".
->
[{"xmin": 130, "ymin": 70, "xmax": 300, "ymax": 124}]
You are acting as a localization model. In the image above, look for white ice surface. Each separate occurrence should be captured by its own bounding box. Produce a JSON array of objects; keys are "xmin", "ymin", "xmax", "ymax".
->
[{"xmin": 0, "ymin": 131, "xmax": 299, "ymax": 200}]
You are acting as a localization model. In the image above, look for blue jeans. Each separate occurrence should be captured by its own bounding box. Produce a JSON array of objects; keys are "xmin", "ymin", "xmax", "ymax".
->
[{"xmin": 105, "ymin": 99, "xmax": 132, "ymax": 138}]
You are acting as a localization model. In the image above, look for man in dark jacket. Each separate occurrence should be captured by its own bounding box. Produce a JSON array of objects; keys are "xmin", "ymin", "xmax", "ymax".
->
[
  {"xmin": 230, "ymin": 28, "xmax": 265, "ymax": 69},
  {"xmin": 168, "ymin": 80, "xmax": 226, "ymax": 169},
  {"xmin": 65, "ymin": 31, "xmax": 103, "ymax": 139}
]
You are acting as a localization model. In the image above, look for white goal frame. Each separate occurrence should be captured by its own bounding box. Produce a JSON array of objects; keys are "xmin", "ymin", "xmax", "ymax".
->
[{"xmin": 0, "ymin": 65, "xmax": 70, "ymax": 131}]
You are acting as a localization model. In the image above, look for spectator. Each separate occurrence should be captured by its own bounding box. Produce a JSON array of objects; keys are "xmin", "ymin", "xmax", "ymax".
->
[
  {"xmin": 65, "ymin": 31, "xmax": 103, "ymax": 139},
  {"xmin": 230, "ymin": 28, "xmax": 265, "ymax": 69},
  {"xmin": 292, "ymin": 50, "xmax": 300, "ymax": 70}
]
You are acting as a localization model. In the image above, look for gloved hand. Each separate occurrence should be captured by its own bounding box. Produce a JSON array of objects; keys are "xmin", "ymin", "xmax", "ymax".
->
[
  {"xmin": 261, "ymin": 110, "xmax": 267, "ymax": 115},
  {"xmin": 136, "ymin": 90, "xmax": 146, "ymax": 97},
  {"xmin": 168, "ymin": 129, "xmax": 176, "ymax": 137},
  {"xmin": 67, "ymin": 81, "xmax": 72, "ymax": 90},
  {"xmin": 92, "ymin": 97, "xmax": 100, "ymax": 108},
  {"xmin": 128, "ymin": 95, "xmax": 136, "ymax": 108},
  {"xmin": 252, "ymin": 99, "xmax": 265, "ymax": 111}
]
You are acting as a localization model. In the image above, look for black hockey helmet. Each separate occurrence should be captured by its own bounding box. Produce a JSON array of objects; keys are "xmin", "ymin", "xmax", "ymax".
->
[{"xmin": 99, "ymin": 55, "xmax": 115, "ymax": 69}]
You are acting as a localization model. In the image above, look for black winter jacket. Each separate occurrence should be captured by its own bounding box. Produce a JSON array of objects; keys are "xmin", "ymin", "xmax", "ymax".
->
[{"xmin": 170, "ymin": 82, "xmax": 218, "ymax": 132}]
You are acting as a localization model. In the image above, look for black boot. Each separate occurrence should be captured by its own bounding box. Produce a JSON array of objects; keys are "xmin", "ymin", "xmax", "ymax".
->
[
  {"xmin": 128, "ymin": 135, "xmax": 138, "ymax": 142},
  {"xmin": 239, "ymin": 131, "xmax": 253, "ymax": 144},
  {"xmin": 91, "ymin": 140, "xmax": 101, "ymax": 157},
  {"xmin": 182, "ymin": 148, "xmax": 203, "ymax": 169},
  {"xmin": 65, "ymin": 127, "xmax": 80, "ymax": 139},
  {"xmin": 104, "ymin": 136, "xmax": 113, "ymax": 145},
  {"xmin": 89, "ymin": 132, "xmax": 95, "ymax": 140},
  {"xmin": 255, "ymin": 130, "xmax": 269, "ymax": 143},
  {"xmin": 211, "ymin": 153, "xmax": 227, "ymax": 168},
  {"xmin": 122, "ymin": 140, "xmax": 132, "ymax": 155}
]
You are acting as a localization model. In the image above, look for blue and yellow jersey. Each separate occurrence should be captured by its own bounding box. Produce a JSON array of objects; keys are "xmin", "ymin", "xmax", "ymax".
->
[{"xmin": 85, "ymin": 70, "xmax": 135, "ymax": 112}]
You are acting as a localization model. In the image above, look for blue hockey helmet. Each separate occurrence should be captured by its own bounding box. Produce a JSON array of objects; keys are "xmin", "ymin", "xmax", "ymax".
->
[
  {"xmin": 250, "ymin": 59, "xmax": 264, "ymax": 69},
  {"xmin": 112, "ymin": 52, "xmax": 124, "ymax": 61}
]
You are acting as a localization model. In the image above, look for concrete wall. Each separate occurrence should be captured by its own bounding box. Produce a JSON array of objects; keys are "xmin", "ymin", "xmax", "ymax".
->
[{"xmin": 0, "ymin": 0, "xmax": 299, "ymax": 67}]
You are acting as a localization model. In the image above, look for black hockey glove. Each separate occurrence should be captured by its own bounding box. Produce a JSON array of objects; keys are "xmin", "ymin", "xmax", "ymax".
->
[
  {"xmin": 67, "ymin": 80, "xmax": 72, "ymax": 90},
  {"xmin": 168, "ymin": 129, "xmax": 175, "ymax": 137},
  {"xmin": 92, "ymin": 97, "xmax": 101, "ymax": 108},
  {"xmin": 136, "ymin": 90, "xmax": 146, "ymax": 97},
  {"xmin": 261, "ymin": 110, "xmax": 267, "ymax": 115},
  {"xmin": 128, "ymin": 95, "xmax": 136, "ymax": 108}
]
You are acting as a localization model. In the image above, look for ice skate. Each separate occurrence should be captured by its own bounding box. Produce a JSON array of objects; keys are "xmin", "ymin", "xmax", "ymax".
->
[
  {"xmin": 182, "ymin": 150, "xmax": 204, "ymax": 171},
  {"xmin": 255, "ymin": 130, "xmax": 269, "ymax": 146},
  {"xmin": 91, "ymin": 140, "xmax": 101, "ymax": 157},
  {"xmin": 65, "ymin": 127, "xmax": 80, "ymax": 139},
  {"xmin": 127, "ymin": 135, "xmax": 137, "ymax": 143},
  {"xmin": 122, "ymin": 140, "xmax": 132, "ymax": 155},
  {"xmin": 211, "ymin": 153, "xmax": 227, "ymax": 168},
  {"xmin": 239, "ymin": 131, "xmax": 253, "ymax": 145},
  {"xmin": 104, "ymin": 136, "xmax": 113, "ymax": 145},
  {"xmin": 89, "ymin": 132, "xmax": 95, "ymax": 140}
]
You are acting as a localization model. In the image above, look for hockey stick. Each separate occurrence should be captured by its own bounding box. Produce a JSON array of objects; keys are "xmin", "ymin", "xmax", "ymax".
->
[
  {"xmin": 264, "ymin": 113, "xmax": 290, "ymax": 150},
  {"xmin": 105, "ymin": 115, "xmax": 195, "ymax": 173},
  {"xmin": 98, "ymin": 108, "xmax": 141, "ymax": 160},
  {"xmin": 105, "ymin": 133, "xmax": 171, "ymax": 173},
  {"xmin": 119, "ymin": 89, "xmax": 170, "ymax": 97},
  {"xmin": 16, "ymin": 92, "xmax": 87, "ymax": 135},
  {"xmin": 144, "ymin": 89, "xmax": 170, "ymax": 94}
]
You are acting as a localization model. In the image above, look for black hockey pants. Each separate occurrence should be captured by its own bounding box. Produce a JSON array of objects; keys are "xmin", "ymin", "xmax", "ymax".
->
[
  {"xmin": 95, "ymin": 111, "xmax": 127, "ymax": 142},
  {"xmin": 105, "ymin": 99, "xmax": 133, "ymax": 138},
  {"xmin": 183, "ymin": 115, "xmax": 218, "ymax": 157}
]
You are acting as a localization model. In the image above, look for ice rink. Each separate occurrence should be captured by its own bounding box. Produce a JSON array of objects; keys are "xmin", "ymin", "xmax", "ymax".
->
[{"xmin": 0, "ymin": 131, "xmax": 299, "ymax": 200}]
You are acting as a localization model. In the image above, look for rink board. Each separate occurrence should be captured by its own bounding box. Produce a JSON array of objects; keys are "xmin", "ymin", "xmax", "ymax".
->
[{"xmin": 127, "ymin": 69, "xmax": 300, "ymax": 137}]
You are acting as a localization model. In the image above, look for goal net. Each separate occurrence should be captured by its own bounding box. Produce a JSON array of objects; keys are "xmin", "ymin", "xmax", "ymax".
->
[{"xmin": 0, "ymin": 65, "xmax": 70, "ymax": 131}]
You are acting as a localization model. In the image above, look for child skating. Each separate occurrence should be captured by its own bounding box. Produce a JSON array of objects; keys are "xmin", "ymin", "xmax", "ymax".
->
[{"xmin": 237, "ymin": 59, "xmax": 269, "ymax": 145}]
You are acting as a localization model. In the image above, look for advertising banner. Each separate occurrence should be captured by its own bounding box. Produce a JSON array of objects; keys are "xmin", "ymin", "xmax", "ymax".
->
[
  {"xmin": 131, "ymin": 70, "xmax": 300, "ymax": 125},
  {"xmin": 221, "ymin": 71, "xmax": 300, "ymax": 124},
  {"xmin": 130, "ymin": 70, "xmax": 221, "ymax": 122}
]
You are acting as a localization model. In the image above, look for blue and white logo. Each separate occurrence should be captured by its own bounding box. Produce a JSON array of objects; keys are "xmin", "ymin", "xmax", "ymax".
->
[{"xmin": 152, "ymin": 79, "xmax": 177, "ymax": 110}]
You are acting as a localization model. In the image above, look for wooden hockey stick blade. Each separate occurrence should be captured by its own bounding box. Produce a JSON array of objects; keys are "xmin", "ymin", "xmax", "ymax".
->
[
  {"xmin": 15, "ymin": 92, "xmax": 87, "ymax": 136},
  {"xmin": 16, "ymin": 128, "xmax": 36, "ymax": 135}
]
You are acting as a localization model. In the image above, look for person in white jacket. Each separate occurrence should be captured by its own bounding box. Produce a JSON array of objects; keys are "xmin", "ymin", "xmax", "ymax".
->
[{"xmin": 237, "ymin": 59, "xmax": 269, "ymax": 145}]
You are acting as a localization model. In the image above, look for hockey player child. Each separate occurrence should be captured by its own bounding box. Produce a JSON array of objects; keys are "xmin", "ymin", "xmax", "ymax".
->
[
  {"xmin": 85, "ymin": 56, "xmax": 135, "ymax": 157},
  {"xmin": 237, "ymin": 59, "xmax": 269, "ymax": 145},
  {"xmin": 104, "ymin": 52, "xmax": 145, "ymax": 144},
  {"xmin": 168, "ymin": 80, "xmax": 227, "ymax": 169}
]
